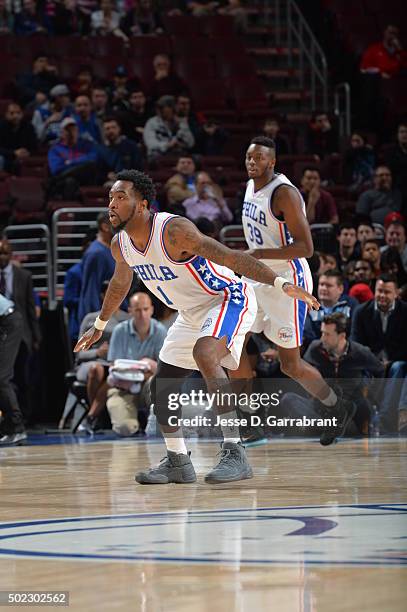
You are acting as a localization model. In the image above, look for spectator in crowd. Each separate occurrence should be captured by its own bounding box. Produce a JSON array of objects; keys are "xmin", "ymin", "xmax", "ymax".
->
[
  {"xmin": 32, "ymin": 84, "xmax": 73, "ymax": 144},
  {"xmin": 164, "ymin": 156, "xmax": 197, "ymax": 209},
  {"xmin": 306, "ymin": 110, "xmax": 338, "ymax": 159},
  {"xmin": 106, "ymin": 292, "xmax": 167, "ymax": 436},
  {"xmin": 300, "ymin": 166, "xmax": 338, "ymax": 224},
  {"xmin": 148, "ymin": 54, "xmax": 186, "ymax": 102},
  {"xmin": 262, "ymin": 117, "xmax": 290, "ymax": 155},
  {"xmin": 175, "ymin": 93, "xmax": 202, "ymax": 146},
  {"xmin": 17, "ymin": 54, "xmax": 58, "ymax": 104},
  {"xmin": 349, "ymin": 259, "xmax": 375, "ymax": 303},
  {"xmin": 91, "ymin": 86, "xmax": 111, "ymax": 126},
  {"xmin": 381, "ymin": 221, "xmax": 407, "ymax": 274},
  {"xmin": 76, "ymin": 0, "xmax": 98, "ymax": 35},
  {"xmin": 121, "ymin": 0, "xmax": 161, "ymax": 36},
  {"xmin": 343, "ymin": 131, "xmax": 376, "ymax": 191},
  {"xmin": 75, "ymin": 281, "xmax": 129, "ymax": 432},
  {"xmin": 47, "ymin": 117, "xmax": 97, "ymax": 200},
  {"xmin": 195, "ymin": 117, "xmax": 228, "ymax": 156},
  {"xmin": 91, "ymin": 0, "xmax": 128, "ymax": 42},
  {"xmin": 380, "ymin": 247, "xmax": 407, "ymax": 287},
  {"xmin": 357, "ymin": 220, "xmax": 376, "ymax": 244},
  {"xmin": 351, "ymin": 275, "xmax": 407, "ymax": 433},
  {"xmin": 0, "ymin": 102, "xmax": 37, "ymax": 173},
  {"xmin": 70, "ymin": 66, "xmax": 94, "ymax": 99},
  {"xmin": 14, "ymin": 0, "xmax": 47, "ymax": 35},
  {"xmin": 336, "ymin": 223, "xmax": 359, "ymax": 272},
  {"xmin": 108, "ymin": 66, "xmax": 141, "ymax": 113},
  {"xmin": 98, "ymin": 116, "xmax": 143, "ymax": 183},
  {"xmin": 281, "ymin": 313, "xmax": 384, "ymax": 436},
  {"xmin": 0, "ymin": 237, "xmax": 41, "ymax": 423},
  {"xmin": 356, "ymin": 165, "xmax": 402, "ymax": 225},
  {"xmin": 317, "ymin": 252, "xmax": 338, "ymax": 276},
  {"xmin": 73, "ymin": 95, "xmax": 101, "ymax": 143},
  {"xmin": 218, "ymin": 0, "xmax": 248, "ymax": 33},
  {"xmin": 304, "ymin": 270, "xmax": 357, "ymax": 345},
  {"xmin": 63, "ymin": 231, "xmax": 94, "ymax": 345},
  {"xmin": 0, "ymin": 294, "xmax": 25, "ymax": 446},
  {"xmin": 120, "ymin": 89, "xmax": 152, "ymax": 142},
  {"xmin": 0, "ymin": 0, "xmax": 14, "ymax": 32},
  {"xmin": 362, "ymin": 238, "xmax": 382, "ymax": 278},
  {"xmin": 182, "ymin": 171, "xmax": 233, "ymax": 229},
  {"xmin": 143, "ymin": 95, "xmax": 194, "ymax": 161},
  {"xmin": 78, "ymin": 212, "xmax": 114, "ymax": 323},
  {"xmin": 385, "ymin": 122, "xmax": 407, "ymax": 204},
  {"xmin": 360, "ymin": 24, "xmax": 407, "ymax": 78},
  {"xmin": 53, "ymin": 0, "xmax": 83, "ymax": 35}
]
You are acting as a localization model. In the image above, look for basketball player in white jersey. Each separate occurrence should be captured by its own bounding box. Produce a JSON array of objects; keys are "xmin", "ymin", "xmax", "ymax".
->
[
  {"xmin": 75, "ymin": 169, "xmax": 319, "ymax": 484},
  {"xmin": 233, "ymin": 136, "xmax": 356, "ymax": 445}
]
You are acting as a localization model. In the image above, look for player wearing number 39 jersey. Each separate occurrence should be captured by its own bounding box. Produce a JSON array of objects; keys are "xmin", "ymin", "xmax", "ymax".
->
[
  {"xmin": 74, "ymin": 169, "xmax": 318, "ymax": 485},
  {"xmin": 232, "ymin": 136, "xmax": 357, "ymax": 447}
]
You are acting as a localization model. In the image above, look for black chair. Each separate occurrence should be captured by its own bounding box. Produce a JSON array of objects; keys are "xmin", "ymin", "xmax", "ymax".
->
[{"xmin": 60, "ymin": 371, "xmax": 90, "ymax": 433}]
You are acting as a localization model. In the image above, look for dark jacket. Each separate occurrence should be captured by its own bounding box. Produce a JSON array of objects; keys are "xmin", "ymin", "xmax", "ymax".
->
[
  {"xmin": 97, "ymin": 136, "xmax": 143, "ymax": 174},
  {"xmin": 12, "ymin": 265, "xmax": 41, "ymax": 351},
  {"xmin": 304, "ymin": 295, "xmax": 358, "ymax": 346},
  {"xmin": 0, "ymin": 119, "xmax": 38, "ymax": 171},
  {"xmin": 350, "ymin": 299, "xmax": 407, "ymax": 362}
]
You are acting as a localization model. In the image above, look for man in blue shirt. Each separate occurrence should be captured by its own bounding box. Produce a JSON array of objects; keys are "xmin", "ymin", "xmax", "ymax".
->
[
  {"xmin": 98, "ymin": 117, "xmax": 143, "ymax": 182},
  {"xmin": 106, "ymin": 292, "xmax": 167, "ymax": 436},
  {"xmin": 73, "ymin": 95, "xmax": 101, "ymax": 144}
]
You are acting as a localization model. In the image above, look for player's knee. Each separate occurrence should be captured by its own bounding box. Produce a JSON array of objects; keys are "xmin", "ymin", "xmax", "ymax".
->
[{"xmin": 192, "ymin": 339, "xmax": 219, "ymax": 372}]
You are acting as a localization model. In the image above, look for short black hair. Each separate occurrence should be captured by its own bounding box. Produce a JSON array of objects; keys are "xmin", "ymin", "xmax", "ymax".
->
[
  {"xmin": 302, "ymin": 165, "xmax": 321, "ymax": 177},
  {"xmin": 323, "ymin": 312, "xmax": 348, "ymax": 334},
  {"xmin": 357, "ymin": 220, "xmax": 374, "ymax": 229},
  {"xmin": 320, "ymin": 269, "xmax": 344, "ymax": 286},
  {"xmin": 338, "ymin": 222, "xmax": 356, "ymax": 233},
  {"xmin": 115, "ymin": 169, "xmax": 156, "ymax": 206},
  {"xmin": 103, "ymin": 115, "xmax": 121, "ymax": 126},
  {"xmin": 250, "ymin": 136, "xmax": 276, "ymax": 150},
  {"xmin": 378, "ymin": 273, "xmax": 398, "ymax": 287},
  {"xmin": 363, "ymin": 238, "xmax": 381, "ymax": 247}
]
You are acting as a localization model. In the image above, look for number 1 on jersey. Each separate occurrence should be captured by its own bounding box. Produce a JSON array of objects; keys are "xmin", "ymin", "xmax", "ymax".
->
[{"xmin": 156, "ymin": 285, "xmax": 174, "ymax": 305}]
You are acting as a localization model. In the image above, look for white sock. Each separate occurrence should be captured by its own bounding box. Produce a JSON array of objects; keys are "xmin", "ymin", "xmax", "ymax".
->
[
  {"xmin": 320, "ymin": 388, "xmax": 337, "ymax": 407},
  {"xmin": 219, "ymin": 410, "xmax": 241, "ymax": 444},
  {"xmin": 163, "ymin": 433, "xmax": 188, "ymax": 455}
]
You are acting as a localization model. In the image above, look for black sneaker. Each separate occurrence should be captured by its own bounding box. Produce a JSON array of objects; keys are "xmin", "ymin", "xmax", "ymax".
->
[
  {"xmin": 241, "ymin": 426, "xmax": 268, "ymax": 447},
  {"xmin": 205, "ymin": 441, "xmax": 253, "ymax": 483},
  {"xmin": 319, "ymin": 393, "xmax": 356, "ymax": 446},
  {"xmin": 135, "ymin": 451, "xmax": 197, "ymax": 484}
]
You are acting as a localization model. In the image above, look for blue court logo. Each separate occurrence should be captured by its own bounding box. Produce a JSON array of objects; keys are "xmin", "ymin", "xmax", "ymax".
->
[{"xmin": 0, "ymin": 504, "xmax": 405, "ymax": 567}]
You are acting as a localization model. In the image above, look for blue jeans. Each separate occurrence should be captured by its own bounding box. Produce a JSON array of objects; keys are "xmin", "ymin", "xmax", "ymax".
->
[{"xmin": 380, "ymin": 361, "xmax": 407, "ymax": 431}]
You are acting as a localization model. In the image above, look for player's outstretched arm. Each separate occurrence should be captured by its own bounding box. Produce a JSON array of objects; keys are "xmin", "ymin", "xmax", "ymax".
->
[
  {"xmin": 74, "ymin": 235, "xmax": 133, "ymax": 352},
  {"xmin": 166, "ymin": 217, "xmax": 319, "ymax": 310}
]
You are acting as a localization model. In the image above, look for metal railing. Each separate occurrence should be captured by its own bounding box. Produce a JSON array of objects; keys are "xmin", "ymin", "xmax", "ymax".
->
[
  {"xmin": 52, "ymin": 207, "xmax": 105, "ymax": 305},
  {"xmin": 334, "ymin": 82, "xmax": 351, "ymax": 142},
  {"xmin": 271, "ymin": 0, "xmax": 328, "ymax": 110},
  {"xmin": 4, "ymin": 224, "xmax": 53, "ymax": 306}
]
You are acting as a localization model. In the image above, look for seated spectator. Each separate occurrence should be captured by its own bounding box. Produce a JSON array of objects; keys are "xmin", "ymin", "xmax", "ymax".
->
[
  {"xmin": 343, "ymin": 132, "xmax": 376, "ymax": 192},
  {"xmin": 351, "ymin": 275, "xmax": 407, "ymax": 433},
  {"xmin": 356, "ymin": 165, "xmax": 403, "ymax": 225},
  {"xmin": 78, "ymin": 212, "xmax": 114, "ymax": 324},
  {"xmin": 91, "ymin": 86, "xmax": 111, "ymax": 128},
  {"xmin": 183, "ymin": 171, "xmax": 233, "ymax": 229},
  {"xmin": 143, "ymin": 95, "xmax": 194, "ymax": 161},
  {"xmin": 335, "ymin": 223, "xmax": 359, "ymax": 272},
  {"xmin": 360, "ymin": 24, "xmax": 407, "ymax": 78},
  {"xmin": 17, "ymin": 54, "xmax": 59, "ymax": 105},
  {"xmin": 357, "ymin": 220, "xmax": 376, "ymax": 244},
  {"xmin": 164, "ymin": 156, "xmax": 197, "ymax": 209},
  {"xmin": 381, "ymin": 220, "xmax": 407, "ymax": 275},
  {"xmin": 91, "ymin": 0, "xmax": 128, "ymax": 41},
  {"xmin": 75, "ymin": 281, "xmax": 129, "ymax": 432},
  {"xmin": 304, "ymin": 270, "xmax": 358, "ymax": 345},
  {"xmin": 175, "ymin": 93, "xmax": 203, "ymax": 145},
  {"xmin": 282, "ymin": 313, "xmax": 384, "ymax": 436},
  {"xmin": 32, "ymin": 83, "xmax": 73, "ymax": 144},
  {"xmin": 0, "ymin": 102, "xmax": 37, "ymax": 174},
  {"xmin": 300, "ymin": 166, "xmax": 338, "ymax": 224},
  {"xmin": 218, "ymin": 0, "xmax": 248, "ymax": 33},
  {"xmin": 106, "ymin": 292, "xmax": 167, "ymax": 436},
  {"xmin": 14, "ymin": 0, "xmax": 47, "ymax": 34},
  {"xmin": 349, "ymin": 259, "xmax": 375, "ymax": 303},
  {"xmin": 306, "ymin": 110, "xmax": 339, "ymax": 159},
  {"xmin": 70, "ymin": 66, "xmax": 94, "ymax": 99},
  {"xmin": 120, "ymin": 89, "xmax": 152, "ymax": 142},
  {"xmin": 195, "ymin": 117, "xmax": 228, "ymax": 156},
  {"xmin": 47, "ymin": 117, "xmax": 97, "ymax": 200},
  {"xmin": 148, "ymin": 54, "xmax": 186, "ymax": 102},
  {"xmin": 107, "ymin": 66, "xmax": 140, "ymax": 114},
  {"xmin": 380, "ymin": 247, "xmax": 407, "ymax": 287},
  {"xmin": 0, "ymin": 0, "xmax": 14, "ymax": 32},
  {"xmin": 76, "ymin": 0, "xmax": 98, "ymax": 35},
  {"xmin": 385, "ymin": 122, "xmax": 407, "ymax": 205},
  {"xmin": 263, "ymin": 117, "xmax": 290, "ymax": 155},
  {"xmin": 362, "ymin": 238, "xmax": 382, "ymax": 278},
  {"xmin": 74, "ymin": 95, "xmax": 102, "ymax": 143},
  {"xmin": 98, "ymin": 116, "xmax": 143, "ymax": 183},
  {"xmin": 317, "ymin": 252, "xmax": 338, "ymax": 276},
  {"xmin": 53, "ymin": 0, "xmax": 83, "ymax": 35},
  {"xmin": 121, "ymin": 0, "xmax": 161, "ymax": 36}
]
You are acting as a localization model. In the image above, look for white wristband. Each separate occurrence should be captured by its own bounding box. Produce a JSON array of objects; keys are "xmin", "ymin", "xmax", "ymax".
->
[
  {"xmin": 94, "ymin": 316, "xmax": 108, "ymax": 331},
  {"xmin": 274, "ymin": 276, "xmax": 288, "ymax": 292}
]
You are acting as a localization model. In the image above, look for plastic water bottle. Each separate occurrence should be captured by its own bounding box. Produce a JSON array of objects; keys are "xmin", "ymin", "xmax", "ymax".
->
[{"xmin": 369, "ymin": 405, "xmax": 380, "ymax": 438}]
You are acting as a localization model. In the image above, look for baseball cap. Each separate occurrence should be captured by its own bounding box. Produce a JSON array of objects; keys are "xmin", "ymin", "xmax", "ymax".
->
[
  {"xmin": 115, "ymin": 65, "xmax": 128, "ymax": 77},
  {"xmin": 384, "ymin": 211, "xmax": 405, "ymax": 229},
  {"xmin": 60, "ymin": 117, "xmax": 77, "ymax": 130},
  {"xmin": 50, "ymin": 84, "xmax": 70, "ymax": 98}
]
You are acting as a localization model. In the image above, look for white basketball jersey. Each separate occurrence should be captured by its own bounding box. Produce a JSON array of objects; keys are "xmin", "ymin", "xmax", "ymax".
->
[
  {"xmin": 118, "ymin": 212, "xmax": 241, "ymax": 311},
  {"xmin": 242, "ymin": 173, "xmax": 309, "ymax": 273}
]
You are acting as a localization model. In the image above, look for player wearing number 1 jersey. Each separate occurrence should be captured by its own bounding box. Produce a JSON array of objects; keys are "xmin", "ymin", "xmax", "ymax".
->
[
  {"xmin": 233, "ymin": 136, "xmax": 356, "ymax": 446},
  {"xmin": 74, "ymin": 169, "xmax": 318, "ymax": 485}
]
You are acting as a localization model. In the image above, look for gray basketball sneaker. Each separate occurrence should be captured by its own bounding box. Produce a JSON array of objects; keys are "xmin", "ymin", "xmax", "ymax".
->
[
  {"xmin": 205, "ymin": 441, "xmax": 253, "ymax": 484},
  {"xmin": 135, "ymin": 451, "xmax": 197, "ymax": 484}
]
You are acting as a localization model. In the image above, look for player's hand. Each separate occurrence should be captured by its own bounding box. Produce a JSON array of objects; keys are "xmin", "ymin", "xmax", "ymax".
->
[
  {"xmin": 74, "ymin": 327, "xmax": 103, "ymax": 353},
  {"xmin": 283, "ymin": 283, "xmax": 320, "ymax": 310}
]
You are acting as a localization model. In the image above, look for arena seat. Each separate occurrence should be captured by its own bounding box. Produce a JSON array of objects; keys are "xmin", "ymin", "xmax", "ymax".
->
[
  {"xmin": 88, "ymin": 36, "xmax": 125, "ymax": 59},
  {"xmin": 201, "ymin": 15, "xmax": 236, "ymax": 37},
  {"xmin": 128, "ymin": 35, "xmax": 172, "ymax": 58},
  {"xmin": 162, "ymin": 15, "xmax": 204, "ymax": 37},
  {"xmin": 7, "ymin": 176, "xmax": 46, "ymax": 223},
  {"xmin": 189, "ymin": 79, "xmax": 228, "ymax": 110}
]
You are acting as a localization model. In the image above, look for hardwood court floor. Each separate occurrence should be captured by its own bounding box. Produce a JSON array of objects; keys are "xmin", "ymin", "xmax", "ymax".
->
[{"xmin": 0, "ymin": 437, "xmax": 406, "ymax": 611}]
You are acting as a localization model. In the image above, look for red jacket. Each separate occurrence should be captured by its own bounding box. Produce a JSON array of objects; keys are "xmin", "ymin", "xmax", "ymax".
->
[{"xmin": 360, "ymin": 42, "xmax": 407, "ymax": 77}]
